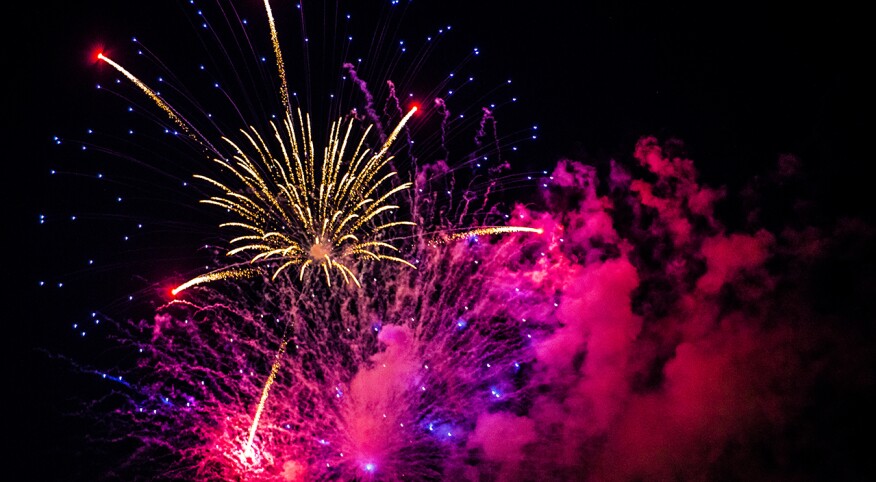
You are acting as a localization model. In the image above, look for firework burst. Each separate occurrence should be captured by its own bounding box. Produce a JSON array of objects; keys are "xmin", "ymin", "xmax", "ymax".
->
[
  {"xmin": 54, "ymin": 0, "xmax": 547, "ymax": 479},
  {"xmin": 88, "ymin": 0, "xmax": 545, "ymax": 475},
  {"xmin": 35, "ymin": 1, "xmax": 876, "ymax": 481},
  {"xmin": 98, "ymin": 0, "xmax": 426, "ymax": 294},
  {"xmin": 174, "ymin": 105, "xmax": 420, "ymax": 294},
  {"xmin": 97, "ymin": 0, "xmax": 531, "ymax": 297}
]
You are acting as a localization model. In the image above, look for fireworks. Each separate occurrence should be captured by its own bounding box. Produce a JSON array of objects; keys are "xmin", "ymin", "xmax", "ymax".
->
[
  {"xmin": 78, "ymin": 1, "xmax": 543, "ymax": 478},
  {"xmin": 98, "ymin": 55, "xmax": 421, "ymax": 293},
  {"xmin": 183, "ymin": 106, "xmax": 419, "ymax": 292},
  {"xmin": 96, "ymin": 0, "xmax": 541, "ymax": 297},
  {"xmin": 37, "ymin": 1, "xmax": 875, "ymax": 480},
  {"xmin": 430, "ymin": 225, "xmax": 543, "ymax": 246},
  {"xmin": 172, "ymin": 267, "xmax": 260, "ymax": 296}
]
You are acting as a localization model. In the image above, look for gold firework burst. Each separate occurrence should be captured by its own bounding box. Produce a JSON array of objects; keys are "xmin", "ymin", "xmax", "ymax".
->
[
  {"xmin": 99, "ymin": 0, "xmax": 419, "ymax": 295},
  {"xmin": 97, "ymin": 0, "xmax": 541, "ymax": 297},
  {"xmin": 188, "ymin": 106, "xmax": 419, "ymax": 292}
]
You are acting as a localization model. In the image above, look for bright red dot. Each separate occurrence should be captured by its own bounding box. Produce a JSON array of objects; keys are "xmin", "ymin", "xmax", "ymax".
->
[
  {"xmin": 409, "ymin": 103, "xmax": 421, "ymax": 114},
  {"xmin": 89, "ymin": 45, "xmax": 107, "ymax": 64}
]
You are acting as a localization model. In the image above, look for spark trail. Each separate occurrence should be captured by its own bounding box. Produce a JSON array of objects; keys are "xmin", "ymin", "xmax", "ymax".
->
[
  {"xmin": 96, "ymin": 52, "xmax": 217, "ymax": 153},
  {"xmin": 432, "ymin": 226, "xmax": 543, "ymax": 246},
  {"xmin": 246, "ymin": 338, "xmax": 288, "ymax": 457}
]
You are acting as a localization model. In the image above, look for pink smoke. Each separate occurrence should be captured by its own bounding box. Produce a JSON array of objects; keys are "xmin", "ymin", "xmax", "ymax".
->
[
  {"xmin": 343, "ymin": 63, "xmax": 385, "ymax": 143},
  {"xmin": 77, "ymin": 135, "xmax": 874, "ymax": 481},
  {"xmin": 464, "ymin": 136, "xmax": 874, "ymax": 480}
]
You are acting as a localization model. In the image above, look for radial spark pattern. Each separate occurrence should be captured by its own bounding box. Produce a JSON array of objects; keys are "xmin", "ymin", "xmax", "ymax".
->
[{"xmin": 185, "ymin": 106, "xmax": 419, "ymax": 292}]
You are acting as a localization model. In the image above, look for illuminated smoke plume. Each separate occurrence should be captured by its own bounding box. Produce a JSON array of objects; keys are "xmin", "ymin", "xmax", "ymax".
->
[
  {"xmin": 72, "ymin": 135, "xmax": 875, "ymax": 481},
  {"xmin": 344, "ymin": 63, "xmax": 385, "ymax": 144}
]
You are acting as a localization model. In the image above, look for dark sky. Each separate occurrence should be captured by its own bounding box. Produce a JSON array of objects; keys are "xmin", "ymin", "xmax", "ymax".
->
[
  {"xmin": 17, "ymin": 0, "xmax": 872, "ymax": 222},
  {"xmin": 12, "ymin": 0, "xmax": 872, "ymax": 480}
]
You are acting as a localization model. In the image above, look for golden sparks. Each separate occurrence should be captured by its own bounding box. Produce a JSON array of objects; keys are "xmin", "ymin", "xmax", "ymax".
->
[
  {"xmin": 188, "ymin": 106, "xmax": 419, "ymax": 292},
  {"xmin": 429, "ymin": 226, "xmax": 544, "ymax": 246}
]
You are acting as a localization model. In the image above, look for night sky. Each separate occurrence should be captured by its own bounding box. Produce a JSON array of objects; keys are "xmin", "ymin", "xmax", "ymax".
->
[{"xmin": 13, "ymin": 1, "xmax": 874, "ymax": 480}]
